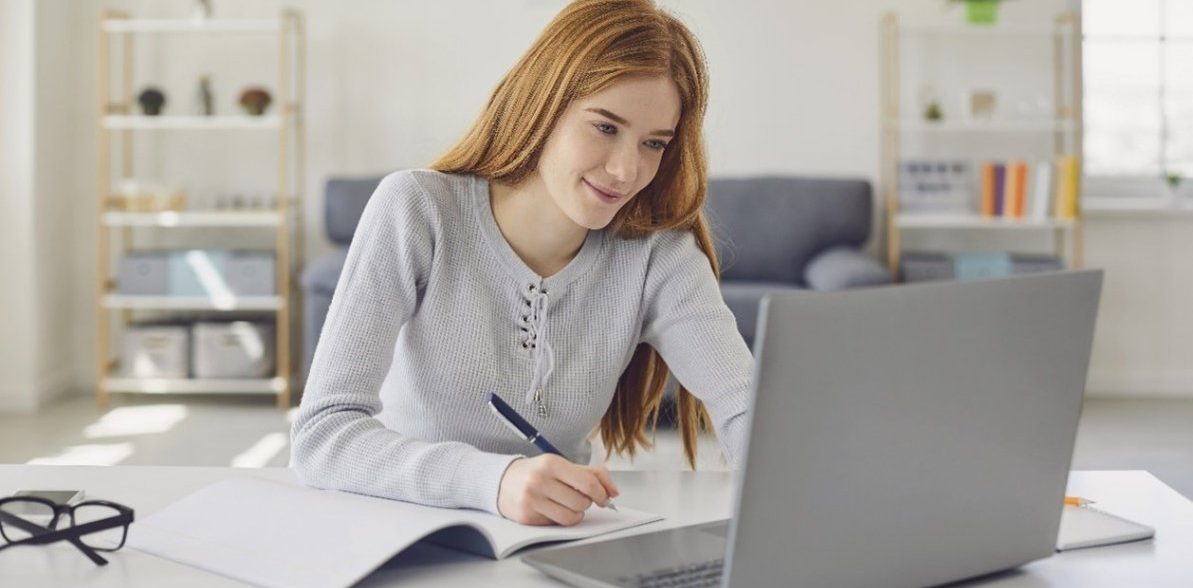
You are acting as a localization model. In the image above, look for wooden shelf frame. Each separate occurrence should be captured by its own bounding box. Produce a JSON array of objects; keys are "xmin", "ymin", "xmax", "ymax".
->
[
  {"xmin": 96, "ymin": 9, "xmax": 305, "ymax": 409},
  {"xmin": 879, "ymin": 11, "xmax": 1085, "ymax": 280}
]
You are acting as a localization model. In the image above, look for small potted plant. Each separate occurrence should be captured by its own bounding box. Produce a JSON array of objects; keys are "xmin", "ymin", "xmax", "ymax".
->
[
  {"xmin": 137, "ymin": 87, "xmax": 166, "ymax": 116},
  {"xmin": 1165, "ymin": 171, "xmax": 1183, "ymax": 197},
  {"xmin": 948, "ymin": 0, "xmax": 1011, "ymax": 26},
  {"xmin": 238, "ymin": 87, "xmax": 273, "ymax": 116}
]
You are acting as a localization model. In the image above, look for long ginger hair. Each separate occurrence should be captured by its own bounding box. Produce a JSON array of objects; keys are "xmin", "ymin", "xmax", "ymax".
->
[{"xmin": 430, "ymin": 0, "xmax": 719, "ymax": 468}]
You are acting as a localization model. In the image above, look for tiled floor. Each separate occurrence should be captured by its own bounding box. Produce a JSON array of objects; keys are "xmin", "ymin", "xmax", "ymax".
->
[{"xmin": 1, "ymin": 395, "xmax": 1190, "ymax": 499}]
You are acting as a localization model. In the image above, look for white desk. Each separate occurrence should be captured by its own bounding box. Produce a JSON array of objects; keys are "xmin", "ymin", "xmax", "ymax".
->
[{"xmin": 1, "ymin": 466, "xmax": 1190, "ymax": 587}]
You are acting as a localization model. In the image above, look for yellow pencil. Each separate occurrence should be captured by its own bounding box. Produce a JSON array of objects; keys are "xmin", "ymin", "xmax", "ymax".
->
[{"xmin": 1064, "ymin": 496, "xmax": 1094, "ymax": 507}]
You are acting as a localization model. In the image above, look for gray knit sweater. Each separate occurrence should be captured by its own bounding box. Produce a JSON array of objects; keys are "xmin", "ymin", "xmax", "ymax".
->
[{"xmin": 290, "ymin": 170, "xmax": 753, "ymax": 515}]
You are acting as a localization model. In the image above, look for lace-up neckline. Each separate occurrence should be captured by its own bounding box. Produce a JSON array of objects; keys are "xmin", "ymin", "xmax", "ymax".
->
[
  {"xmin": 474, "ymin": 175, "xmax": 606, "ymax": 419},
  {"xmin": 520, "ymin": 283, "xmax": 554, "ymax": 416}
]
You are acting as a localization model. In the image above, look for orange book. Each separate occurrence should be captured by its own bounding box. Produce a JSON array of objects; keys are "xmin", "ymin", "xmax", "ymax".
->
[
  {"xmin": 980, "ymin": 162, "xmax": 996, "ymax": 218},
  {"xmin": 1010, "ymin": 161, "xmax": 1029, "ymax": 218}
]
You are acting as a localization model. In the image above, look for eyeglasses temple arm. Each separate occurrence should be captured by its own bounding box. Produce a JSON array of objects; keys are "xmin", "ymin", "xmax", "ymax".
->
[{"xmin": 0, "ymin": 511, "xmax": 108, "ymax": 566}]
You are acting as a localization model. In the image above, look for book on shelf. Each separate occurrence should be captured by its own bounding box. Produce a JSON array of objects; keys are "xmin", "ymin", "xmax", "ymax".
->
[
  {"xmin": 1030, "ymin": 160, "xmax": 1054, "ymax": 220},
  {"xmin": 992, "ymin": 163, "xmax": 1007, "ymax": 217},
  {"xmin": 1007, "ymin": 160, "xmax": 1028, "ymax": 219},
  {"xmin": 1053, "ymin": 154, "xmax": 1080, "ymax": 219},
  {"xmin": 980, "ymin": 161, "xmax": 996, "ymax": 217},
  {"xmin": 901, "ymin": 156, "xmax": 1078, "ymax": 222}
]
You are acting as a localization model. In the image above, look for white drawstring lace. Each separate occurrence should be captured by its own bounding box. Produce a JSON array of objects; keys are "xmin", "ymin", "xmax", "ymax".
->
[{"xmin": 520, "ymin": 285, "xmax": 554, "ymax": 417}]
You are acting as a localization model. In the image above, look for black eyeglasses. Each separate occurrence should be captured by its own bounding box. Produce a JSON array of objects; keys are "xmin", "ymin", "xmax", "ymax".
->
[{"xmin": 0, "ymin": 496, "xmax": 134, "ymax": 566}]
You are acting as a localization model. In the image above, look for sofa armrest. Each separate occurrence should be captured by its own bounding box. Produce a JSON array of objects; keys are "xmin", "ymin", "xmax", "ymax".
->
[{"xmin": 803, "ymin": 246, "xmax": 892, "ymax": 291}]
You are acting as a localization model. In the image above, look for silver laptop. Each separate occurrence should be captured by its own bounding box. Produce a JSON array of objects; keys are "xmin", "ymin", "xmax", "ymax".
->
[{"xmin": 523, "ymin": 270, "xmax": 1103, "ymax": 588}]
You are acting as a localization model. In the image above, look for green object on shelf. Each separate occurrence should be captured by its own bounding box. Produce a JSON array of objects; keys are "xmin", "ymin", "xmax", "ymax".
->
[{"xmin": 965, "ymin": 0, "xmax": 1000, "ymax": 25}]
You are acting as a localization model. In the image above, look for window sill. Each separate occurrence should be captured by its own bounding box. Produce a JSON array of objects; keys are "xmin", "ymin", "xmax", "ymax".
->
[{"xmin": 1084, "ymin": 197, "xmax": 1193, "ymax": 219}]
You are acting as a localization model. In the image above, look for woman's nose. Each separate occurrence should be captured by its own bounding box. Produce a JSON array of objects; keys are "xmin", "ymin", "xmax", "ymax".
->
[{"xmin": 605, "ymin": 143, "xmax": 638, "ymax": 187}]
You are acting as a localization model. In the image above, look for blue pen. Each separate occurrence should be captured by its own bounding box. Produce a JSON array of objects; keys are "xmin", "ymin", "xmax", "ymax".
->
[{"xmin": 486, "ymin": 391, "xmax": 619, "ymax": 512}]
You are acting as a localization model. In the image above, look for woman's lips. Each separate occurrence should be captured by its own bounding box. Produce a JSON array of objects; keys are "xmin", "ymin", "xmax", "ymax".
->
[{"xmin": 584, "ymin": 179, "xmax": 622, "ymax": 204}]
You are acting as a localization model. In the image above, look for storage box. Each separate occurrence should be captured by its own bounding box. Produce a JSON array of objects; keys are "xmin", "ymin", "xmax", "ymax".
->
[
  {"xmin": 169, "ymin": 250, "xmax": 276, "ymax": 297},
  {"xmin": 191, "ymin": 321, "xmax": 275, "ymax": 378},
  {"xmin": 117, "ymin": 252, "xmax": 170, "ymax": 295},
  {"xmin": 122, "ymin": 325, "xmax": 189, "ymax": 378},
  {"xmin": 224, "ymin": 252, "xmax": 276, "ymax": 296},
  {"xmin": 900, "ymin": 251, "xmax": 1064, "ymax": 283}
]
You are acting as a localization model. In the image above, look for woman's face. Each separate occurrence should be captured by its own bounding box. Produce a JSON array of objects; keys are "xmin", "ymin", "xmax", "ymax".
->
[{"xmin": 536, "ymin": 75, "xmax": 682, "ymax": 230}]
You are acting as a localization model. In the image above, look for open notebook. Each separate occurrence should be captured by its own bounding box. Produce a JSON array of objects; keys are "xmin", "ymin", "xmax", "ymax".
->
[
  {"xmin": 1056, "ymin": 504, "xmax": 1155, "ymax": 551},
  {"xmin": 127, "ymin": 477, "xmax": 662, "ymax": 588}
]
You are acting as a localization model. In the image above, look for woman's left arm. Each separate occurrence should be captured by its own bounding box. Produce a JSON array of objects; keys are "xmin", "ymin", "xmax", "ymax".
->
[{"xmin": 639, "ymin": 230, "xmax": 754, "ymax": 467}]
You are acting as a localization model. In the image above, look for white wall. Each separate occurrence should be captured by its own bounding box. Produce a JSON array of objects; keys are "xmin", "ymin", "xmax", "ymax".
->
[
  {"xmin": 5, "ymin": 0, "xmax": 1189, "ymax": 409},
  {"xmin": 0, "ymin": 0, "xmax": 40, "ymax": 411},
  {"xmin": 0, "ymin": 0, "xmax": 80, "ymax": 412}
]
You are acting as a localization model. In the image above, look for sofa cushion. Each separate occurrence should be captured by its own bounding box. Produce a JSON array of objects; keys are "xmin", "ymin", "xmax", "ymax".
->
[
  {"xmin": 705, "ymin": 176, "xmax": 873, "ymax": 285},
  {"xmin": 720, "ymin": 281, "xmax": 803, "ymax": 347},
  {"xmin": 325, "ymin": 177, "xmax": 384, "ymax": 245},
  {"xmin": 301, "ymin": 248, "xmax": 349, "ymax": 297},
  {"xmin": 804, "ymin": 246, "xmax": 892, "ymax": 291}
]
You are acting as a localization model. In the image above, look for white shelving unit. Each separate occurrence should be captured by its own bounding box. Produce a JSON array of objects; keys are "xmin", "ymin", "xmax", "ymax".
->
[
  {"xmin": 96, "ymin": 10, "xmax": 305, "ymax": 409},
  {"xmin": 102, "ymin": 115, "xmax": 283, "ymax": 130},
  {"xmin": 892, "ymin": 214, "xmax": 1076, "ymax": 230},
  {"xmin": 101, "ymin": 19, "xmax": 281, "ymax": 34},
  {"xmin": 103, "ymin": 211, "xmax": 284, "ymax": 228},
  {"xmin": 879, "ymin": 12, "xmax": 1085, "ymax": 277},
  {"xmin": 104, "ymin": 377, "xmax": 287, "ymax": 394},
  {"xmin": 101, "ymin": 295, "xmax": 285, "ymax": 312}
]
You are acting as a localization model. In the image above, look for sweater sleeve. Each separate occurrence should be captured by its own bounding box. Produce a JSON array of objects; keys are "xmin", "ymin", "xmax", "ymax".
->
[
  {"xmin": 289, "ymin": 171, "xmax": 521, "ymax": 514},
  {"xmin": 639, "ymin": 230, "xmax": 754, "ymax": 468}
]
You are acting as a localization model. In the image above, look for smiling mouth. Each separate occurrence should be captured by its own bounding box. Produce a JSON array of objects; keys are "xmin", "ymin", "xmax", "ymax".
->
[{"xmin": 584, "ymin": 179, "xmax": 623, "ymax": 200}]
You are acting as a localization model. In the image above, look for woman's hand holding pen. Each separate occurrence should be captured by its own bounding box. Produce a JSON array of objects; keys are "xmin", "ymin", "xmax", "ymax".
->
[{"xmin": 497, "ymin": 454, "xmax": 620, "ymax": 526}]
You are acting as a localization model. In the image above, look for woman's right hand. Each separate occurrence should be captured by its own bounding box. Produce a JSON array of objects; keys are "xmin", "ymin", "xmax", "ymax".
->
[{"xmin": 497, "ymin": 454, "xmax": 620, "ymax": 526}]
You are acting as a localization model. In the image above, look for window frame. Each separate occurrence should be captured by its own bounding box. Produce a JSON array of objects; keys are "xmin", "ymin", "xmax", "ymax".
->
[{"xmin": 1081, "ymin": 0, "xmax": 1193, "ymax": 212}]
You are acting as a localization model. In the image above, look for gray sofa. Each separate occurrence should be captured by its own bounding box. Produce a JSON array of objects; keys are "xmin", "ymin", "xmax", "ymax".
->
[{"xmin": 301, "ymin": 175, "xmax": 890, "ymax": 378}]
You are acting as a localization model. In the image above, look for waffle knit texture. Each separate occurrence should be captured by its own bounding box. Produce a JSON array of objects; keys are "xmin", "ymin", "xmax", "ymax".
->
[{"xmin": 290, "ymin": 170, "xmax": 753, "ymax": 515}]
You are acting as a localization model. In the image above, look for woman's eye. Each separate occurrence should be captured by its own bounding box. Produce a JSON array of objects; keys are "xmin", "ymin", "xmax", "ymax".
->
[
  {"xmin": 645, "ymin": 139, "xmax": 668, "ymax": 151},
  {"xmin": 595, "ymin": 122, "xmax": 616, "ymax": 135}
]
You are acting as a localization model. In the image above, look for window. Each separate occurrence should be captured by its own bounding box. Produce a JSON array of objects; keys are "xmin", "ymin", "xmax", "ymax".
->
[{"xmin": 1083, "ymin": 0, "xmax": 1193, "ymax": 200}]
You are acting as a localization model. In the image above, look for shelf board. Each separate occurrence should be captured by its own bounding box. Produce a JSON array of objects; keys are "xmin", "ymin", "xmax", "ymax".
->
[
  {"xmin": 102, "ymin": 19, "xmax": 281, "ymax": 34},
  {"xmin": 103, "ymin": 210, "xmax": 283, "ymax": 227},
  {"xmin": 890, "ymin": 119, "xmax": 1075, "ymax": 133},
  {"xmin": 103, "ymin": 377, "xmax": 286, "ymax": 394},
  {"xmin": 900, "ymin": 23, "xmax": 1071, "ymax": 37},
  {"xmin": 102, "ymin": 115, "xmax": 282, "ymax": 130},
  {"xmin": 102, "ymin": 295, "xmax": 283, "ymax": 311},
  {"xmin": 894, "ymin": 214, "xmax": 1077, "ymax": 229}
]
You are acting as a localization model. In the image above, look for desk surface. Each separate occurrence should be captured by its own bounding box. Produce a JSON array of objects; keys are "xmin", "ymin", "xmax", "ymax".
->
[{"xmin": 1, "ymin": 465, "xmax": 1190, "ymax": 587}]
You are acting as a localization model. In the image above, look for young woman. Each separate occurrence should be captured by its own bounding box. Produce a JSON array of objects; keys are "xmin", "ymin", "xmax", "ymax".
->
[{"xmin": 291, "ymin": 0, "xmax": 752, "ymax": 527}]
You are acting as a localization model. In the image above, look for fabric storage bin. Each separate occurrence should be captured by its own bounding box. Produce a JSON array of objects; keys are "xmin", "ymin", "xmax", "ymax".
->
[
  {"xmin": 191, "ymin": 321, "xmax": 275, "ymax": 378},
  {"xmin": 168, "ymin": 250, "xmax": 276, "ymax": 297},
  {"xmin": 117, "ymin": 252, "xmax": 170, "ymax": 295},
  {"xmin": 122, "ymin": 325, "xmax": 189, "ymax": 378},
  {"xmin": 169, "ymin": 250, "xmax": 231, "ymax": 297},
  {"xmin": 224, "ymin": 252, "xmax": 276, "ymax": 296},
  {"xmin": 901, "ymin": 251, "xmax": 1064, "ymax": 283}
]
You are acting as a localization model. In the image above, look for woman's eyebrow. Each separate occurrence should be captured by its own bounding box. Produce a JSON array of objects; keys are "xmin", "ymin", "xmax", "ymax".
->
[{"xmin": 584, "ymin": 107, "xmax": 675, "ymax": 137}]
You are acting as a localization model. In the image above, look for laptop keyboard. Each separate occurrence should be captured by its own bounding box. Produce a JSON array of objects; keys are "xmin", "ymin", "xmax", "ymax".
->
[{"xmin": 618, "ymin": 558, "xmax": 724, "ymax": 587}]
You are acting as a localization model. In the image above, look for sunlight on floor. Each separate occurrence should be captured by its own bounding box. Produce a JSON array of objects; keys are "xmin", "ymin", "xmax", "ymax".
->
[
  {"xmin": 231, "ymin": 432, "xmax": 289, "ymax": 468},
  {"xmin": 26, "ymin": 443, "xmax": 134, "ymax": 466},
  {"xmin": 82, "ymin": 405, "xmax": 188, "ymax": 439}
]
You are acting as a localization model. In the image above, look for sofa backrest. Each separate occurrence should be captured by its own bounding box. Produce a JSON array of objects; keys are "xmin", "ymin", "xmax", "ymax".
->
[
  {"xmin": 323, "ymin": 175, "xmax": 873, "ymax": 284},
  {"xmin": 325, "ymin": 176, "xmax": 385, "ymax": 245},
  {"xmin": 705, "ymin": 176, "xmax": 873, "ymax": 284}
]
